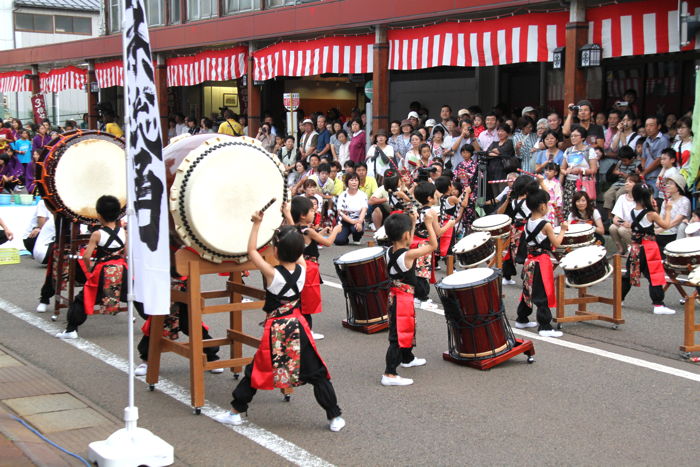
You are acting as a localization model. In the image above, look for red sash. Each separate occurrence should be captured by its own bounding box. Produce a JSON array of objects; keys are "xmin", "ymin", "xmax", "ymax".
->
[
  {"xmin": 642, "ymin": 238, "xmax": 666, "ymax": 287},
  {"xmin": 520, "ymin": 253, "xmax": 556, "ymax": 308},
  {"xmin": 80, "ymin": 257, "xmax": 127, "ymax": 316},
  {"xmin": 300, "ymin": 259, "xmax": 322, "ymax": 315},
  {"xmin": 251, "ymin": 305, "xmax": 330, "ymax": 390},
  {"xmin": 439, "ymin": 223, "xmax": 454, "ymax": 257},
  {"xmin": 391, "ymin": 286, "xmax": 416, "ymax": 348}
]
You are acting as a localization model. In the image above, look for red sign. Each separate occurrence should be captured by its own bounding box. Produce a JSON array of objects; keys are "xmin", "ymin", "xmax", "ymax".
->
[
  {"xmin": 31, "ymin": 94, "xmax": 47, "ymax": 124},
  {"xmin": 283, "ymin": 92, "xmax": 300, "ymax": 111}
]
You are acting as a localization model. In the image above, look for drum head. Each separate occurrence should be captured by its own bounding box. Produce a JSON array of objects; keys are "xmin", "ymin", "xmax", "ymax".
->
[
  {"xmin": 163, "ymin": 133, "xmax": 239, "ymax": 189},
  {"xmin": 472, "ymin": 214, "xmax": 510, "ymax": 229},
  {"xmin": 664, "ymin": 237, "xmax": 700, "ymax": 255},
  {"xmin": 688, "ymin": 266, "xmax": 700, "ymax": 286},
  {"xmin": 560, "ymin": 245, "xmax": 606, "ymax": 270},
  {"xmin": 170, "ymin": 138, "xmax": 286, "ymax": 263},
  {"xmin": 334, "ymin": 246, "xmax": 385, "ymax": 264},
  {"xmin": 555, "ymin": 223, "xmax": 594, "ymax": 236},
  {"xmin": 453, "ymin": 231, "xmax": 491, "ymax": 253},
  {"xmin": 438, "ymin": 267, "xmax": 498, "ymax": 289},
  {"xmin": 686, "ymin": 222, "xmax": 700, "ymax": 237}
]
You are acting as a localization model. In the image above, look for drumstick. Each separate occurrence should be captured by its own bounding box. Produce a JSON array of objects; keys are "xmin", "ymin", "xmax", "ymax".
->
[
  {"xmin": 552, "ymin": 204, "xmax": 565, "ymax": 225},
  {"xmin": 260, "ymin": 197, "xmax": 277, "ymax": 213},
  {"xmin": 517, "ymin": 168, "xmax": 537, "ymax": 177},
  {"xmin": 402, "ymin": 188, "xmax": 422, "ymax": 215},
  {"xmin": 487, "ymin": 179, "xmax": 511, "ymax": 184}
]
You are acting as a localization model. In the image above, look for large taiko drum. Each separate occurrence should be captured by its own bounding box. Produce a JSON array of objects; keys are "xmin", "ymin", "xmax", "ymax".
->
[
  {"xmin": 333, "ymin": 246, "xmax": 390, "ymax": 326},
  {"xmin": 435, "ymin": 268, "xmax": 515, "ymax": 361},
  {"xmin": 559, "ymin": 245, "xmax": 612, "ymax": 288},
  {"xmin": 166, "ymin": 134, "xmax": 287, "ymax": 263},
  {"xmin": 37, "ymin": 130, "xmax": 127, "ymax": 224},
  {"xmin": 664, "ymin": 238, "xmax": 700, "ymax": 272}
]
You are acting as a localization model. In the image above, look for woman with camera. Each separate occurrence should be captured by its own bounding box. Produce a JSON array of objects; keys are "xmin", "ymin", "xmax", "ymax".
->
[
  {"xmin": 256, "ymin": 122, "xmax": 275, "ymax": 153},
  {"xmin": 559, "ymin": 126, "xmax": 599, "ymax": 218},
  {"xmin": 366, "ymin": 129, "xmax": 396, "ymax": 184}
]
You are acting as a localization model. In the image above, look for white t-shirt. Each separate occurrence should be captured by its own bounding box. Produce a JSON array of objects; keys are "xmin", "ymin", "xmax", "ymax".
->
[
  {"xmin": 611, "ymin": 195, "xmax": 636, "ymax": 223},
  {"xmin": 658, "ymin": 196, "xmax": 691, "ymax": 235},
  {"xmin": 337, "ymin": 190, "xmax": 368, "ymax": 220},
  {"xmin": 386, "ymin": 249, "xmax": 409, "ymax": 274},
  {"xmin": 337, "ymin": 142, "xmax": 350, "ymax": 166},
  {"xmin": 268, "ymin": 265, "xmax": 306, "ymax": 297},
  {"xmin": 367, "ymin": 144, "xmax": 395, "ymax": 178},
  {"xmin": 24, "ymin": 200, "xmax": 51, "ymax": 238},
  {"xmin": 175, "ymin": 123, "xmax": 188, "ymax": 136},
  {"xmin": 568, "ymin": 208, "xmax": 602, "ymax": 223}
]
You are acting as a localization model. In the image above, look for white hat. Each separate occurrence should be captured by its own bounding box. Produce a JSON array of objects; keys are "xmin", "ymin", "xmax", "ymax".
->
[
  {"xmin": 424, "ymin": 119, "xmax": 437, "ymax": 127},
  {"xmin": 458, "ymin": 108, "xmax": 470, "ymax": 117},
  {"xmin": 407, "ymin": 111, "xmax": 419, "ymax": 119},
  {"xmin": 521, "ymin": 106, "xmax": 535, "ymax": 116},
  {"xmin": 302, "ymin": 119, "xmax": 314, "ymax": 125}
]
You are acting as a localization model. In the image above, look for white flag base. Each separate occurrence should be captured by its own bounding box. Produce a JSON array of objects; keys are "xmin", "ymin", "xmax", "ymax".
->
[{"xmin": 88, "ymin": 408, "xmax": 173, "ymax": 467}]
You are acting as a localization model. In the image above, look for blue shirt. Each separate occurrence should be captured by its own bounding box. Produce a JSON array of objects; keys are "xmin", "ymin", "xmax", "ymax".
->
[
  {"xmin": 641, "ymin": 133, "xmax": 670, "ymax": 180},
  {"xmin": 316, "ymin": 129, "xmax": 330, "ymax": 155},
  {"xmin": 12, "ymin": 139, "xmax": 32, "ymax": 164},
  {"xmin": 534, "ymin": 149, "xmax": 564, "ymax": 169}
]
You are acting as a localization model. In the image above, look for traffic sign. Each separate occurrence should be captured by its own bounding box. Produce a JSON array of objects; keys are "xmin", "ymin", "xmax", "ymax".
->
[{"xmin": 283, "ymin": 92, "xmax": 300, "ymax": 111}]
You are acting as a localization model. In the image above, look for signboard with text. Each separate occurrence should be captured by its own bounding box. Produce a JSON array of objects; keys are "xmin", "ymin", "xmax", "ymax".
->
[{"xmin": 31, "ymin": 94, "xmax": 47, "ymax": 124}]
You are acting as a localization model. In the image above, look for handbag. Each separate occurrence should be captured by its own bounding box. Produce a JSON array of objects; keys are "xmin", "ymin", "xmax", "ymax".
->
[{"xmin": 576, "ymin": 176, "xmax": 597, "ymax": 200}]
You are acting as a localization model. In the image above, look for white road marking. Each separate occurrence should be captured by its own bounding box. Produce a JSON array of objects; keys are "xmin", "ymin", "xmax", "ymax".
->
[
  {"xmin": 0, "ymin": 297, "xmax": 333, "ymax": 467},
  {"xmin": 322, "ymin": 277, "xmax": 700, "ymax": 383}
]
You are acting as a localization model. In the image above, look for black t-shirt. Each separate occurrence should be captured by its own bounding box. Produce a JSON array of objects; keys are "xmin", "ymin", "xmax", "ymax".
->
[{"xmin": 586, "ymin": 124, "xmax": 604, "ymax": 145}]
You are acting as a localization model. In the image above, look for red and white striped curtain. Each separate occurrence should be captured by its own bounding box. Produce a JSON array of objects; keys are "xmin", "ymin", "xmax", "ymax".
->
[
  {"xmin": 587, "ymin": 0, "xmax": 699, "ymax": 58},
  {"xmin": 95, "ymin": 60, "xmax": 124, "ymax": 88},
  {"xmin": 387, "ymin": 12, "xmax": 567, "ymax": 70},
  {"xmin": 252, "ymin": 35, "xmax": 374, "ymax": 81},
  {"xmin": 40, "ymin": 66, "xmax": 87, "ymax": 93},
  {"xmin": 167, "ymin": 46, "xmax": 247, "ymax": 87},
  {"xmin": 0, "ymin": 70, "xmax": 31, "ymax": 92}
]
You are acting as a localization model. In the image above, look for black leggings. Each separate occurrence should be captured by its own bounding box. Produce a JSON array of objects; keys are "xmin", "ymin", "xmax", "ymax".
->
[
  {"xmin": 516, "ymin": 263, "xmax": 554, "ymax": 331},
  {"xmin": 621, "ymin": 246, "xmax": 665, "ymax": 305}
]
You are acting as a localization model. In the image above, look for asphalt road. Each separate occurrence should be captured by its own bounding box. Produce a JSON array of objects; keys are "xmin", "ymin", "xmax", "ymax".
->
[{"xmin": 1, "ymin": 238, "xmax": 699, "ymax": 466}]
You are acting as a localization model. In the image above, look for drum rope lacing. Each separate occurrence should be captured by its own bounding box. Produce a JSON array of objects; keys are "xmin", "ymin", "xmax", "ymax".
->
[
  {"xmin": 175, "ymin": 141, "xmax": 287, "ymax": 260},
  {"xmin": 442, "ymin": 297, "xmax": 509, "ymax": 329}
]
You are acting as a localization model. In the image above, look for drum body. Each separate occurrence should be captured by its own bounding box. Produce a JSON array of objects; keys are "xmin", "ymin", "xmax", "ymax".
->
[
  {"xmin": 38, "ymin": 130, "xmax": 126, "ymax": 224},
  {"xmin": 554, "ymin": 223, "xmax": 595, "ymax": 250},
  {"xmin": 373, "ymin": 226, "xmax": 392, "ymax": 247},
  {"xmin": 166, "ymin": 134, "xmax": 287, "ymax": 263},
  {"xmin": 333, "ymin": 247, "xmax": 389, "ymax": 325},
  {"xmin": 472, "ymin": 214, "xmax": 511, "ymax": 238},
  {"xmin": 664, "ymin": 238, "xmax": 700, "ymax": 271},
  {"xmin": 435, "ymin": 268, "xmax": 514, "ymax": 360},
  {"xmin": 559, "ymin": 245, "xmax": 611, "ymax": 287},
  {"xmin": 453, "ymin": 232, "xmax": 494, "ymax": 268}
]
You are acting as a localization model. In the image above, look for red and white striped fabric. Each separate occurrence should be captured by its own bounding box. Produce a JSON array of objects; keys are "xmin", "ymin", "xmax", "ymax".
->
[
  {"xmin": 253, "ymin": 35, "xmax": 374, "ymax": 81},
  {"xmin": 388, "ymin": 12, "xmax": 567, "ymax": 70},
  {"xmin": 0, "ymin": 70, "xmax": 31, "ymax": 92},
  {"xmin": 167, "ymin": 47, "xmax": 247, "ymax": 87},
  {"xmin": 607, "ymin": 78, "xmax": 641, "ymax": 99},
  {"xmin": 40, "ymin": 66, "xmax": 87, "ymax": 93},
  {"xmin": 587, "ymin": 0, "xmax": 700, "ymax": 58},
  {"xmin": 95, "ymin": 60, "xmax": 124, "ymax": 88}
]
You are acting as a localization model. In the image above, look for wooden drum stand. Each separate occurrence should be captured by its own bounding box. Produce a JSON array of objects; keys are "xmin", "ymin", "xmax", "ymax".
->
[
  {"xmin": 680, "ymin": 289, "xmax": 700, "ymax": 359},
  {"xmin": 145, "ymin": 248, "xmax": 292, "ymax": 414},
  {"xmin": 554, "ymin": 254, "xmax": 625, "ymax": 329}
]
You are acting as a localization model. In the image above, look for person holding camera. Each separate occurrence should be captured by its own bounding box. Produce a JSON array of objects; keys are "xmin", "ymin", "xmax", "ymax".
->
[
  {"xmin": 366, "ymin": 129, "xmax": 395, "ymax": 184},
  {"xmin": 256, "ymin": 122, "xmax": 275, "ymax": 153},
  {"xmin": 562, "ymin": 100, "xmax": 605, "ymax": 148}
]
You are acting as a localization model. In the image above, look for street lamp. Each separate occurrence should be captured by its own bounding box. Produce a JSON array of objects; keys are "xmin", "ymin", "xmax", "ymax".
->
[
  {"xmin": 552, "ymin": 47, "xmax": 565, "ymax": 69},
  {"xmin": 579, "ymin": 43, "xmax": 602, "ymax": 68}
]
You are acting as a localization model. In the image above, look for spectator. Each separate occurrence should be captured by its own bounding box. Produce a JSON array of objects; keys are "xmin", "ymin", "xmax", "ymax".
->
[
  {"xmin": 32, "ymin": 124, "xmax": 51, "ymax": 153},
  {"xmin": 328, "ymin": 161, "xmax": 345, "ymax": 196},
  {"xmin": 559, "ymin": 126, "xmax": 598, "ymax": 218},
  {"xmin": 656, "ymin": 148, "xmax": 679, "ymax": 192},
  {"xmin": 174, "ymin": 113, "xmax": 187, "ymax": 136},
  {"xmin": 256, "ymin": 122, "xmax": 275, "ymax": 153},
  {"xmin": 79, "ymin": 113, "xmax": 88, "ymax": 130},
  {"xmin": 217, "ymin": 109, "xmax": 243, "ymax": 136},
  {"xmin": 602, "ymin": 145, "xmax": 638, "ymax": 218},
  {"xmin": 10, "ymin": 118, "xmax": 23, "ymax": 140},
  {"xmin": 595, "ymin": 112, "xmax": 607, "ymax": 131},
  {"xmin": 521, "ymin": 106, "xmax": 537, "ymax": 122},
  {"xmin": 487, "ymin": 123, "xmax": 515, "ymax": 159},
  {"xmin": 334, "ymin": 130, "xmax": 350, "ymax": 166},
  {"xmin": 0, "ymin": 152, "xmax": 23, "ymax": 193},
  {"xmin": 674, "ymin": 116, "xmax": 693, "ymax": 170},
  {"xmin": 278, "ymin": 135, "xmax": 298, "ymax": 173},
  {"xmin": 366, "ymin": 129, "xmax": 395, "ymax": 182},
  {"xmin": 288, "ymin": 160, "xmax": 307, "ymax": 188},
  {"xmin": 441, "ymin": 117, "xmax": 459, "ymax": 162},
  {"xmin": 262, "ymin": 113, "xmax": 278, "ymax": 136},
  {"xmin": 477, "ymin": 113, "xmax": 498, "ymax": 150},
  {"xmin": 329, "ymin": 121, "xmax": 343, "ymax": 158},
  {"xmin": 452, "ymin": 144, "xmax": 478, "ymax": 228},
  {"xmin": 534, "ymin": 129, "xmax": 564, "ymax": 173},
  {"xmin": 356, "ymin": 162, "xmax": 378, "ymax": 201},
  {"xmin": 334, "ymin": 173, "xmax": 368, "ymax": 246},
  {"xmin": 315, "ymin": 115, "xmax": 331, "ymax": 159},
  {"xmin": 12, "ymin": 130, "xmax": 32, "ymax": 169},
  {"xmin": 102, "ymin": 111, "xmax": 123, "ymax": 138},
  {"xmin": 531, "ymin": 118, "xmax": 549, "ymax": 152},
  {"xmin": 547, "ymin": 112, "xmax": 563, "ymax": 140},
  {"xmin": 167, "ymin": 118, "xmax": 177, "ymax": 139},
  {"xmin": 299, "ymin": 119, "xmax": 318, "ymax": 161},
  {"xmin": 513, "ymin": 117, "xmax": 537, "ymax": 173},
  {"xmin": 348, "ymin": 119, "xmax": 365, "ymax": 164},
  {"xmin": 609, "ymin": 174, "xmax": 641, "ymax": 255},
  {"xmin": 199, "ymin": 117, "xmax": 215, "ymax": 134},
  {"xmin": 610, "ymin": 111, "xmax": 640, "ymax": 153},
  {"xmin": 0, "ymin": 122, "xmax": 15, "ymax": 153},
  {"xmin": 656, "ymin": 172, "xmax": 691, "ymax": 254},
  {"xmin": 185, "ymin": 116, "xmax": 199, "ymax": 135},
  {"xmin": 604, "ymin": 110, "xmax": 622, "ymax": 152},
  {"xmin": 407, "ymin": 111, "xmax": 421, "ymax": 130},
  {"xmin": 640, "ymin": 116, "xmax": 670, "ymax": 198},
  {"xmin": 563, "ymin": 100, "xmax": 605, "ymax": 148},
  {"xmin": 430, "ymin": 126, "xmax": 447, "ymax": 161},
  {"xmin": 404, "ymin": 131, "xmax": 424, "ymax": 170},
  {"xmin": 472, "ymin": 113, "xmax": 485, "ymax": 137}
]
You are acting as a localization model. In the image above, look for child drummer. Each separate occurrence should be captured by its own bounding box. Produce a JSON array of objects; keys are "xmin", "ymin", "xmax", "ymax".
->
[
  {"xmin": 515, "ymin": 185, "xmax": 568, "ymax": 337},
  {"xmin": 382, "ymin": 210, "xmax": 438, "ymax": 386},
  {"xmin": 498, "ymin": 175, "xmax": 537, "ymax": 285},
  {"xmin": 290, "ymin": 196, "xmax": 342, "ymax": 340},
  {"xmin": 216, "ymin": 209, "xmax": 345, "ymax": 432}
]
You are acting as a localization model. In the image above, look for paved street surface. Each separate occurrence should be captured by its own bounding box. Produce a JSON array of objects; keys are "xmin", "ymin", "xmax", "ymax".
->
[{"xmin": 1, "ymin": 239, "xmax": 699, "ymax": 466}]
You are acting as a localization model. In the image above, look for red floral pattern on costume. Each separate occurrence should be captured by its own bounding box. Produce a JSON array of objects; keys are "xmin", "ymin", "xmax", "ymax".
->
[
  {"xmin": 520, "ymin": 258, "xmax": 537, "ymax": 309},
  {"xmin": 98, "ymin": 263, "xmax": 124, "ymax": 314},
  {"xmin": 627, "ymin": 236, "xmax": 654, "ymax": 287},
  {"xmin": 268, "ymin": 300, "xmax": 303, "ymax": 388}
]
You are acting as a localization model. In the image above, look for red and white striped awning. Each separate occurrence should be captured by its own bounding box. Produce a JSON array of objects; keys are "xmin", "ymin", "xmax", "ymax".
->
[
  {"xmin": 0, "ymin": 70, "xmax": 31, "ymax": 92},
  {"xmin": 167, "ymin": 46, "xmax": 247, "ymax": 87},
  {"xmin": 252, "ymin": 35, "xmax": 374, "ymax": 81},
  {"xmin": 40, "ymin": 66, "xmax": 87, "ymax": 93},
  {"xmin": 387, "ymin": 12, "xmax": 567, "ymax": 70},
  {"xmin": 95, "ymin": 60, "xmax": 124, "ymax": 88},
  {"xmin": 587, "ymin": 0, "xmax": 699, "ymax": 58}
]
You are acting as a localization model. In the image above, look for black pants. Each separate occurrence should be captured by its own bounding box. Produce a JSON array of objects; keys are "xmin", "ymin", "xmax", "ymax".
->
[
  {"xmin": 502, "ymin": 258, "xmax": 516, "ymax": 280},
  {"xmin": 656, "ymin": 234, "xmax": 676, "ymax": 259},
  {"xmin": 303, "ymin": 313, "xmax": 313, "ymax": 330},
  {"xmin": 414, "ymin": 277, "xmax": 430, "ymax": 302},
  {"xmin": 516, "ymin": 263, "xmax": 554, "ymax": 331},
  {"xmin": 384, "ymin": 300, "xmax": 415, "ymax": 375},
  {"xmin": 621, "ymin": 246, "xmax": 665, "ymax": 305},
  {"xmin": 135, "ymin": 302, "xmax": 220, "ymax": 362},
  {"xmin": 231, "ymin": 331, "xmax": 341, "ymax": 420},
  {"xmin": 334, "ymin": 221, "xmax": 363, "ymax": 245}
]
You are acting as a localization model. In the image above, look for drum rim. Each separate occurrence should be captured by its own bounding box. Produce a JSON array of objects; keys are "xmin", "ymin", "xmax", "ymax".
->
[
  {"xmin": 472, "ymin": 214, "xmax": 511, "ymax": 229},
  {"xmin": 559, "ymin": 245, "xmax": 606, "ymax": 270},
  {"xmin": 554, "ymin": 223, "xmax": 595, "ymax": 236},
  {"xmin": 453, "ymin": 231, "xmax": 492, "ymax": 253},
  {"xmin": 565, "ymin": 263, "xmax": 613, "ymax": 288},
  {"xmin": 436, "ymin": 267, "xmax": 500, "ymax": 289},
  {"xmin": 171, "ymin": 140, "xmax": 287, "ymax": 262},
  {"xmin": 333, "ymin": 246, "xmax": 386, "ymax": 265},
  {"xmin": 38, "ymin": 130, "xmax": 126, "ymax": 224},
  {"xmin": 664, "ymin": 237, "xmax": 700, "ymax": 255}
]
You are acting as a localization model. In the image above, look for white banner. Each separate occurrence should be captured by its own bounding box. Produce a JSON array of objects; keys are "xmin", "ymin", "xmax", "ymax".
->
[{"xmin": 122, "ymin": 0, "xmax": 170, "ymax": 315}]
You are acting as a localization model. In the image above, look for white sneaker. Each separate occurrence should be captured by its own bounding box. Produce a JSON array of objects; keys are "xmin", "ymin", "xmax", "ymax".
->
[
  {"xmin": 514, "ymin": 321, "xmax": 538, "ymax": 329},
  {"xmin": 36, "ymin": 303, "xmax": 48, "ymax": 313},
  {"xmin": 538, "ymin": 329, "xmax": 563, "ymax": 338},
  {"xmin": 329, "ymin": 416, "xmax": 346, "ymax": 432},
  {"xmin": 55, "ymin": 330, "xmax": 78, "ymax": 339},
  {"xmin": 242, "ymin": 298, "xmax": 254, "ymax": 303},
  {"xmin": 134, "ymin": 363, "xmax": 148, "ymax": 376},
  {"xmin": 400, "ymin": 357, "xmax": 427, "ymax": 368},
  {"xmin": 502, "ymin": 278, "xmax": 516, "ymax": 285},
  {"xmin": 50, "ymin": 314, "xmax": 58, "ymax": 322},
  {"xmin": 368, "ymin": 223, "xmax": 376, "ymax": 231},
  {"xmin": 653, "ymin": 305, "xmax": 675, "ymax": 315},
  {"xmin": 312, "ymin": 332, "xmax": 325, "ymax": 340},
  {"xmin": 381, "ymin": 375, "xmax": 414, "ymax": 386},
  {"xmin": 215, "ymin": 411, "xmax": 243, "ymax": 425},
  {"xmin": 350, "ymin": 240, "xmax": 362, "ymax": 246},
  {"xmin": 209, "ymin": 368, "xmax": 225, "ymax": 374},
  {"xmin": 414, "ymin": 299, "xmax": 421, "ymax": 306},
  {"xmin": 421, "ymin": 300, "xmax": 439, "ymax": 310}
]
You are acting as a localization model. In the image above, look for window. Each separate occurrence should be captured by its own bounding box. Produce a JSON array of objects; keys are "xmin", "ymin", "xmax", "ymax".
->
[
  {"xmin": 109, "ymin": 0, "xmax": 122, "ymax": 33},
  {"xmin": 145, "ymin": 0, "xmax": 164, "ymax": 26},
  {"xmin": 225, "ymin": 0, "xmax": 260, "ymax": 14},
  {"xmin": 54, "ymin": 16, "xmax": 92, "ymax": 35},
  {"xmin": 188, "ymin": 0, "xmax": 218, "ymax": 20},
  {"xmin": 267, "ymin": 0, "xmax": 296, "ymax": 7},
  {"xmin": 14, "ymin": 13, "xmax": 53, "ymax": 32},
  {"xmin": 169, "ymin": 0, "xmax": 181, "ymax": 24}
]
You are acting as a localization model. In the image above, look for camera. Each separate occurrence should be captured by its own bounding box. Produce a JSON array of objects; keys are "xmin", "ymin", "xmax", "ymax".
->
[
  {"xmin": 568, "ymin": 104, "xmax": 580, "ymax": 112},
  {"xmin": 616, "ymin": 101, "xmax": 629, "ymax": 107},
  {"xmin": 414, "ymin": 166, "xmax": 437, "ymax": 182}
]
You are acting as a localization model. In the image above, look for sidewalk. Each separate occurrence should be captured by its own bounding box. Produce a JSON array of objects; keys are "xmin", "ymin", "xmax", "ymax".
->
[{"xmin": 0, "ymin": 344, "xmax": 123, "ymax": 466}]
